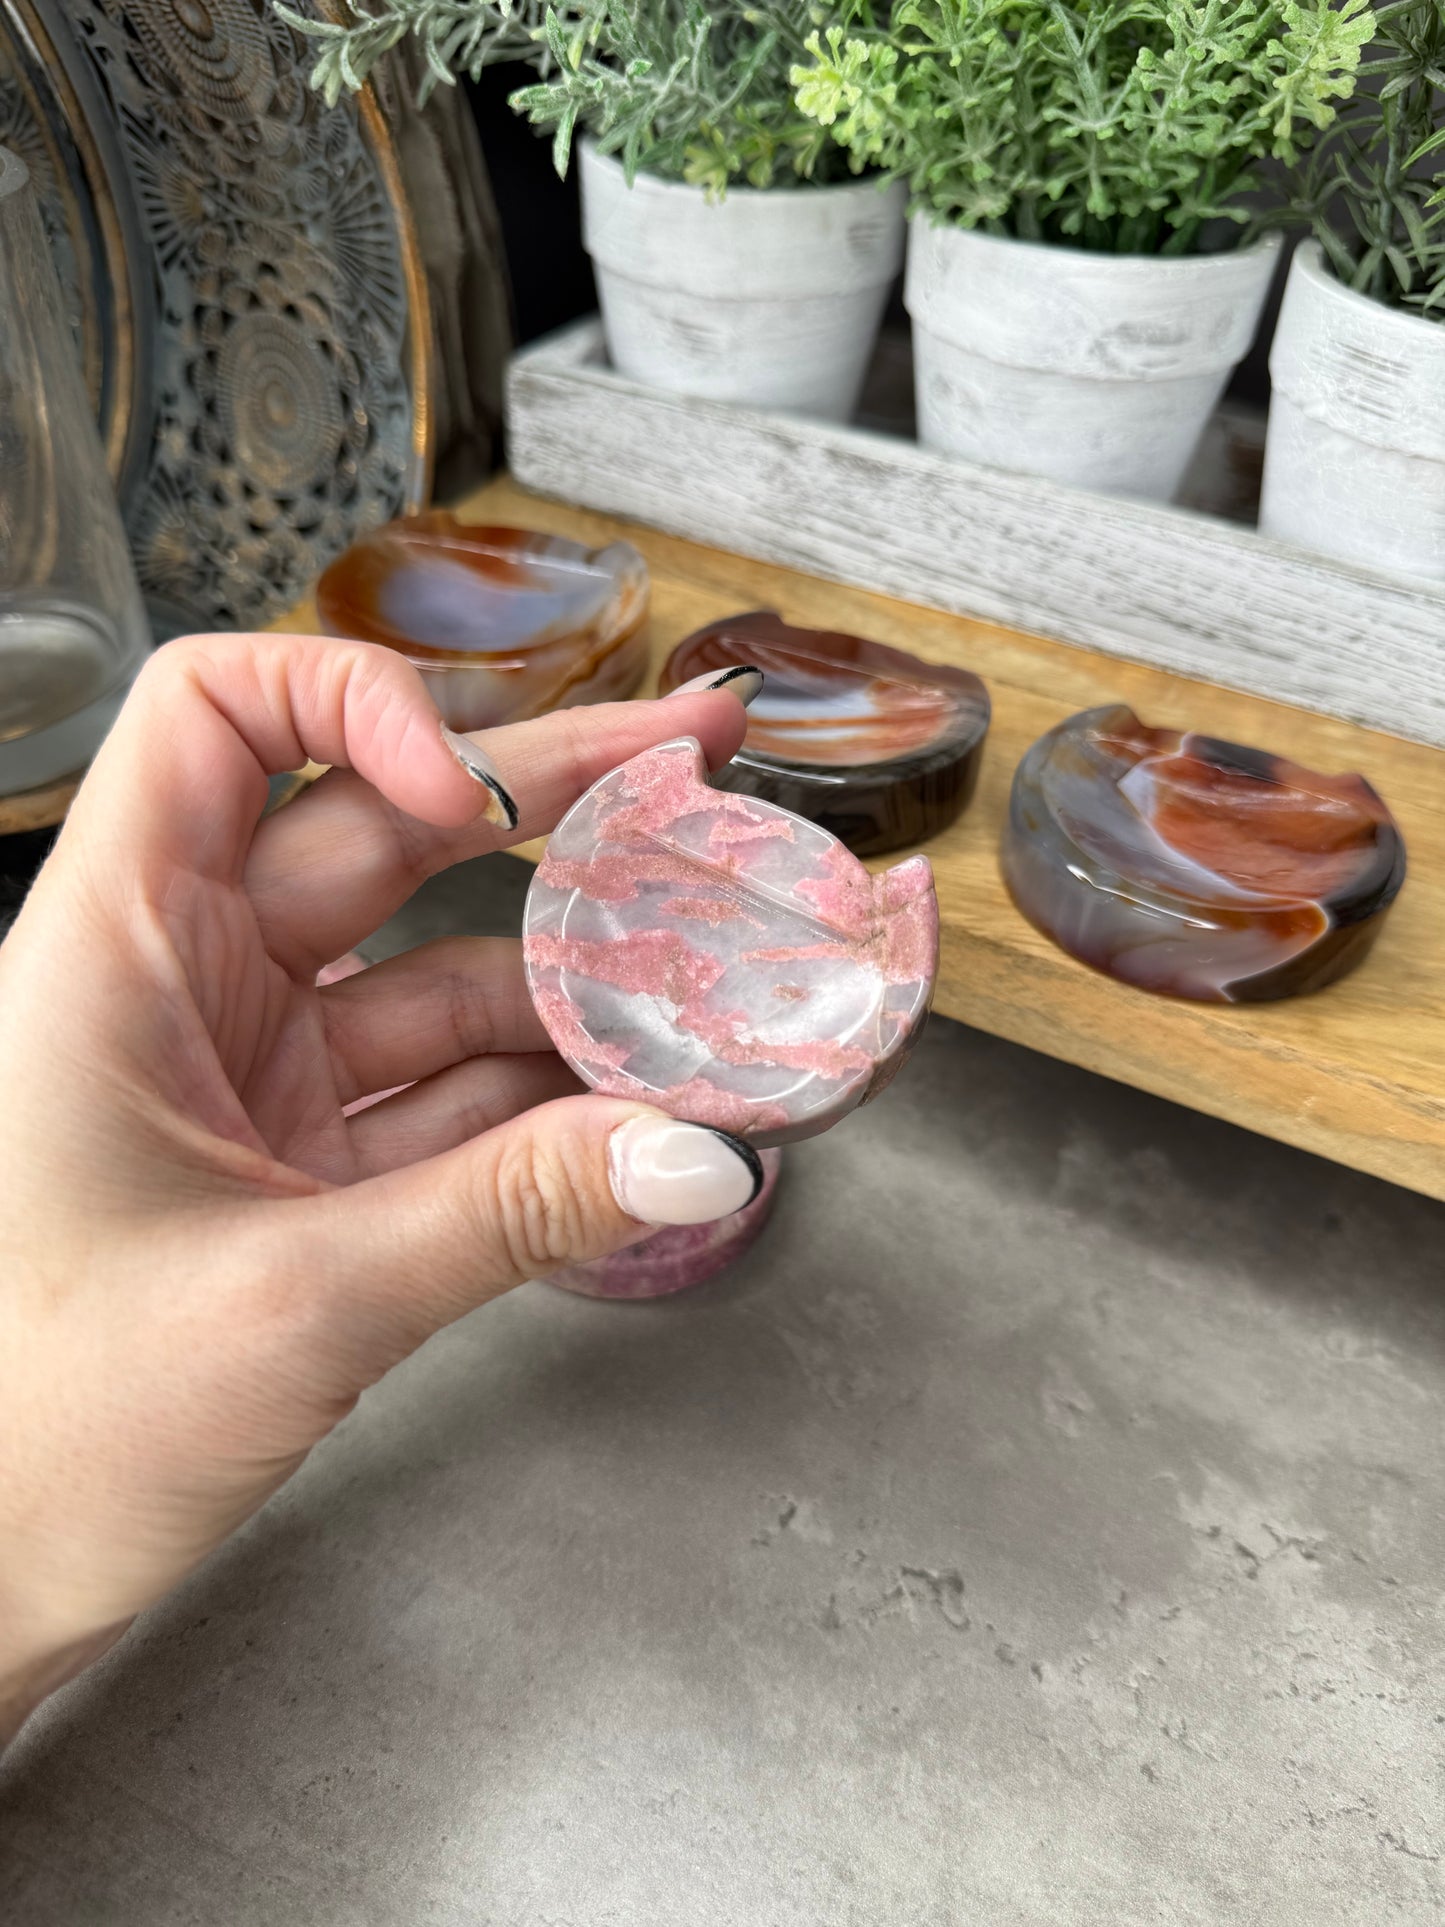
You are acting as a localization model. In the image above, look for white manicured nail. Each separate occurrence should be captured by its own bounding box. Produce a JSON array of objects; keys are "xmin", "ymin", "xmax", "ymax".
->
[
  {"xmin": 608, "ymin": 1116, "xmax": 764, "ymax": 1225},
  {"xmin": 667, "ymin": 665, "xmax": 764, "ymax": 707},
  {"xmin": 441, "ymin": 724, "xmax": 519, "ymax": 830}
]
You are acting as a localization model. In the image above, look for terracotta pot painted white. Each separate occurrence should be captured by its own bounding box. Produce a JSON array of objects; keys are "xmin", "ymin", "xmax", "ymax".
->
[
  {"xmin": 904, "ymin": 219, "xmax": 1281, "ymax": 501},
  {"xmin": 1261, "ymin": 242, "xmax": 1445, "ymax": 583},
  {"xmin": 579, "ymin": 142, "xmax": 906, "ymax": 421}
]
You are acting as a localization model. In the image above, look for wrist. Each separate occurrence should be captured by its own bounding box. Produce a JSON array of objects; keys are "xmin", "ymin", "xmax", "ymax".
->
[
  {"xmin": 0, "ymin": 1404, "xmax": 131, "ymax": 1748},
  {"xmin": 0, "ymin": 1519, "xmax": 131, "ymax": 1749},
  {"xmin": 0, "ymin": 1619, "xmax": 129, "ymax": 1751}
]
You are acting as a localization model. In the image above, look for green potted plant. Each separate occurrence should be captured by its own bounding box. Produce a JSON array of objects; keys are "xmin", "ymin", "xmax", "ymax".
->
[
  {"xmin": 792, "ymin": 0, "xmax": 1373, "ymax": 501},
  {"xmin": 1261, "ymin": 0, "xmax": 1445, "ymax": 581},
  {"xmin": 284, "ymin": 1, "xmax": 907, "ymax": 421}
]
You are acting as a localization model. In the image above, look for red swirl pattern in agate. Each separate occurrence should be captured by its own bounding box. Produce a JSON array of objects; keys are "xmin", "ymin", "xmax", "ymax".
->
[
  {"xmin": 1001, "ymin": 705, "xmax": 1406, "ymax": 1004},
  {"xmin": 659, "ymin": 610, "xmax": 990, "ymax": 857},
  {"xmin": 317, "ymin": 514, "xmax": 649, "ymax": 731}
]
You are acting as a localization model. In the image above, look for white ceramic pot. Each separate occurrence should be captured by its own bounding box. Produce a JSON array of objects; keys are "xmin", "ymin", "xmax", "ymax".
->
[
  {"xmin": 579, "ymin": 142, "xmax": 906, "ymax": 421},
  {"xmin": 1261, "ymin": 241, "xmax": 1445, "ymax": 582},
  {"xmin": 904, "ymin": 219, "xmax": 1281, "ymax": 501}
]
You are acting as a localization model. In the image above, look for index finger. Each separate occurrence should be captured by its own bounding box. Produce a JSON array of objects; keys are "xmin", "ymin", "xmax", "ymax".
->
[
  {"xmin": 242, "ymin": 686, "xmax": 750, "ymax": 976},
  {"xmin": 63, "ymin": 632, "xmax": 498, "ymax": 895}
]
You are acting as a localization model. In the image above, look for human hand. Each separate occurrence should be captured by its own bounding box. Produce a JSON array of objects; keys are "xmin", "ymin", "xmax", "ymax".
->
[{"xmin": 0, "ymin": 632, "xmax": 759, "ymax": 1744}]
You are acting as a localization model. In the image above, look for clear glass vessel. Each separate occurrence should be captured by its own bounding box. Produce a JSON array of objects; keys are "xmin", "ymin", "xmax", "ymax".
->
[{"xmin": 0, "ymin": 144, "xmax": 149, "ymax": 795}]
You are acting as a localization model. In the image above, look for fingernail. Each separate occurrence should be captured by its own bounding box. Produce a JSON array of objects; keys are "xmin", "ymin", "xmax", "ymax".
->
[
  {"xmin": 441, "ymin": 724, "xmax": 519, "ymax": 831},
  {"xmin": 667, "ymin": 665, "xmax": 764, "ymax": 707},
  {"xmin": 608, "ymin": 1116, "xmax": 764, "ymax": 1225}
]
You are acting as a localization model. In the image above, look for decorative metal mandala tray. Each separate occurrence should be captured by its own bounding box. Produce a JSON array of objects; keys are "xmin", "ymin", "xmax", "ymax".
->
[{"xmin": 0, "ymin": 0, "xmax": 432, "ymax": 635}]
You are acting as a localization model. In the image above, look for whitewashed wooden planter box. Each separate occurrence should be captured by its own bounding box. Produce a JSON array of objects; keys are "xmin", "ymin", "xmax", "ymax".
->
[{"xmin": 506, "ymin": 317, "xmax": 1445, "ymax": 751}]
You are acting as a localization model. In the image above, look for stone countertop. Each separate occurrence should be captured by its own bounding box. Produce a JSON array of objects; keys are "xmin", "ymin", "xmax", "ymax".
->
[{"xmin": 2, "ymin": 856, "xmax": 1442, "ymax": 1925}]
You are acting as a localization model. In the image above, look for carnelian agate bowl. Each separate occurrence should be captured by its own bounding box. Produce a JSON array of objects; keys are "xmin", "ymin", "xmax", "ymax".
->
[
  {"xmin": 317, "ymin": 513, "xmax": 649, "ymax": 730},
  {"xmin": 1001, "ymin": 705, "xmax": 1406, "ymax": 1003},
  {"xmin": 659, "ymin": 610, "xmax": 989, "ymax": 856}
]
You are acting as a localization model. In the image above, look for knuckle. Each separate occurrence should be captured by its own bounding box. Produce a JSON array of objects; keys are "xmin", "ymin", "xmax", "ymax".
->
[
  {"xmin": 132, "ymin": 633, "xmax": 205, "ymax": 691},
  {"xmin": 339, "ymin": 638, "xmax": 406, "ymax": 718},
  {"xmin": 426, "ymin": 940, "xmax": 496, "ymax": 1056},
  {"xmin": 133, "ymin": 632, "xmax": 260, "ymax": 714},
  {"xmin": 493, "ymin": 1133, "xmax": 594, "ymax": 1277},
  {"xmin": 447, "ymin": 978, "xmax": 489, "ymax": 1062},
  {"xmin": 554, "ymin": 709, "xmax": 599, "ymax": 802},
  {"xmin": 382, "ymin": 794, "xmax": 438, "ymax": 887}
]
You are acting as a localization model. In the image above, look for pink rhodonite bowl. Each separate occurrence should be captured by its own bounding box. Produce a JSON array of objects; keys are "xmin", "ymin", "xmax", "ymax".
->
[{"xmin": 522, "ymin": 736, "xmax": 939, "ymax": 1146}]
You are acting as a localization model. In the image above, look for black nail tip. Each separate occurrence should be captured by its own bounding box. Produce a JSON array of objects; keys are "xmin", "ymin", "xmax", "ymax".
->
[
  {"xmin": 707, "ymin": 665, "xmax": 763, "ymax": 693},
  {"xmin": 442, "ymin": 723, "xmax": 520, "ymax": 828},
  {"xmin": 702, "ymin": 1126, "xmax": 765, "ymax": 1206},
  {"xmin": 489, "ymin": 779, "xmax": 521, "ymax": 831}
]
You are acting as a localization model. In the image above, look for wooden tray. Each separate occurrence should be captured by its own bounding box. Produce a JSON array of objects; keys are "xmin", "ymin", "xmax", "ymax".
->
[
  {"xmin": 0, "ymin": 768, "xmax": 84, "ymax": 836},
  {"xmin": 284, "ymin": 476, "xmax": 1444, "ymax": 1204},
  {"xmin": 507, "ymin": 318, "xmax": 1445, "ymax": 753}
]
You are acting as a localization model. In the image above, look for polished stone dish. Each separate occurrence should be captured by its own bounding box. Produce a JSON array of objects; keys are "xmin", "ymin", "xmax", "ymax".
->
[
  {"xmin": 1001, "ymin": 704, "xmax": 1406, "ymax": 1003},
  {"xmin": 549, "ymin": 1149, "xmax": 782, "ymax": 1299},
  {"xmin": 659, "ymin": 609, "xmax": 990, "ymax": 856},
  {"xmin": 523, "ymin": 737, "xmax": 939, "ymax": 1145},
  {"xmin": 318, "ymin": 513, "xmax": 650, "ymax": 730}
]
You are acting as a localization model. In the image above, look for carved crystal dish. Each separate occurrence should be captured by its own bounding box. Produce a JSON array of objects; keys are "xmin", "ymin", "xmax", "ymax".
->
[
  {"xmin": 659, "ymin": 610, "xmax": 990, "ymax": 856},
  {"xmin": 1001, "ymin": 704, "xmax": 1406, "ymax": 1003},
  {"xmin": 317, "ymin": 513, "xmax": 650, "ymax": 731},
  {"xmin": 523, "ymin": 737, "xmax": 939, "ymax": 1145}
]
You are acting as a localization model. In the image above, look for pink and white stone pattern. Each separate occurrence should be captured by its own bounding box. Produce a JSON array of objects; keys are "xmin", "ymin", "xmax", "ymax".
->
[
  {"xmin": 523, "ymin": 737, "xmax": 939, "ymax": 1146},
  {"xmin": 549, "ymin": 1148, "xmax": 782, "ymax": 1299}
]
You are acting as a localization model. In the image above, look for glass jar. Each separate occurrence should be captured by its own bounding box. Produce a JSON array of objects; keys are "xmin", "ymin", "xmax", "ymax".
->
[{"xmin": 0, "ymin": 144, "xmax": 149, "ymax": 795}]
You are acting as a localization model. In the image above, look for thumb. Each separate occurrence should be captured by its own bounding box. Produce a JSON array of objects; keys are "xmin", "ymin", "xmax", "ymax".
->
[{"xmin": 298, "ymin": 1096, "xmax": 764, "ymax": 1362}]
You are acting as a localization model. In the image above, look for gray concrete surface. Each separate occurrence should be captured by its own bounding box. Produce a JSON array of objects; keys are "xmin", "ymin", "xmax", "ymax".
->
[{"xmin": 2, "ymin": 856, "xmax": 1443, "ymax": 1925}]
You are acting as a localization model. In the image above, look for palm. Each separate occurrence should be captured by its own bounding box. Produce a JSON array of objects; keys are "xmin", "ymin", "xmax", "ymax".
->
[
  {"xmin": 98, "ymin": 854, "xmax": 356, "ymax": 1188},
  {"xmin": 160, "ymin": 808, "xmax": 445, "ymax": 1189},
  {"xmin": 234, "ymin": 939, "xmax": 360, "ymax": 1184}
]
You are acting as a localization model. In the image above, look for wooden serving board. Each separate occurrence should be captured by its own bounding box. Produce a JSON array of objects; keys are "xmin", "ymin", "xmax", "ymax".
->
[
  {"xmin": 281, "ymin": 475, "xmax": 1445, "ymax": 1205},
  {"xmin": 0, "ymin": 769, "xmax": 85, "ymax": 836}
]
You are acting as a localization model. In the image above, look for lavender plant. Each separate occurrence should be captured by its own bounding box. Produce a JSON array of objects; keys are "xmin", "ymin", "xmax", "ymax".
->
[
  {"xmin": 279, "ymin": 1, "xmax": 887, "ymax": 192},
  {"xmin": 1284, "ymin": 0, "xmax": 1445, "ymax": 316},
  {"xmin": 791, "ymin": 1, "xmax": 1375, "ymax": 254}
]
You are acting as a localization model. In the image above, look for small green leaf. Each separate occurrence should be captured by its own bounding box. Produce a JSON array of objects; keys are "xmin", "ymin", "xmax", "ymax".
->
[
  {"xmin": 274, "ymin": 7, "xmax": 345, "ymax": 41},
  {"xmin": 271, "ymin": 0, "xmax": 1413, "ymax": 265},
  {"xmin": 552, "ymin": 99, "xmax": 578, "ymax": 175}
]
